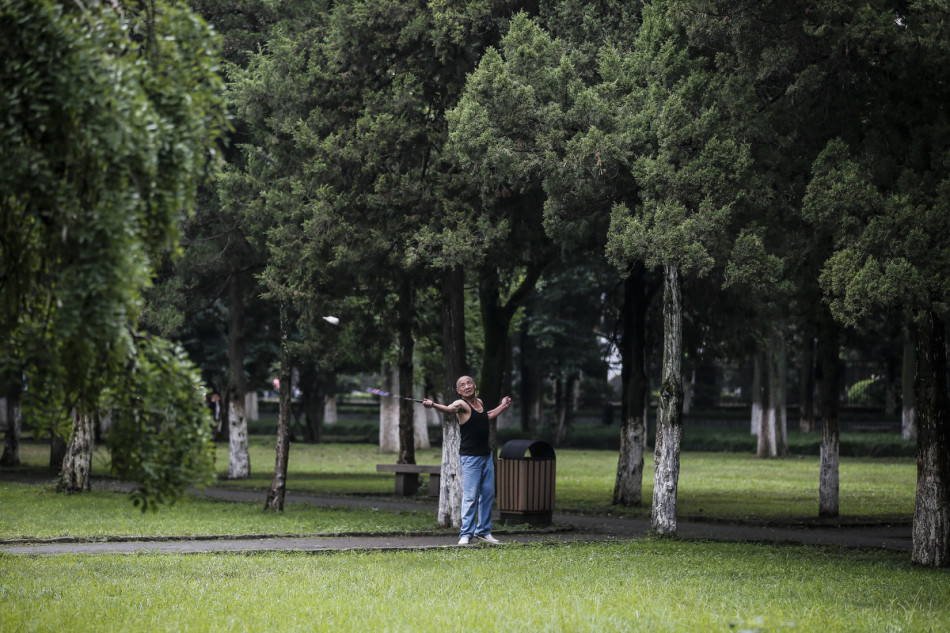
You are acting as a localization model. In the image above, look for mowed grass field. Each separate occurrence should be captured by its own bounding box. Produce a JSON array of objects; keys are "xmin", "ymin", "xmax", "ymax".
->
[
  {"xmin": 1, "ymin": 437, "xmax": 941, "ymax": 633},
  {"xmin": 4, "ymin": 436, "xmax": 915, "ymax": 541},
  {"xmin": 2, "ymin": 540, "xmax": 947, "ymax": 633}
]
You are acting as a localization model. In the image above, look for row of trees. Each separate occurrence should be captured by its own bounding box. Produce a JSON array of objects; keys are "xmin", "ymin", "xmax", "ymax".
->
[
  {"xmin": 2, "ymin": 1, "xmax": 947, "ymax": 566},
  {"xmin": 192, "ymin": 0, "xmax": 948, "ymax": 564}
]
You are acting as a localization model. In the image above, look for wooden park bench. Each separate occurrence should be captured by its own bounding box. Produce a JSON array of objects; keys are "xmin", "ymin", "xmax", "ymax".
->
[{"xmin": 375, "ymin": 463, "xmax": 441, "ymax": 497}]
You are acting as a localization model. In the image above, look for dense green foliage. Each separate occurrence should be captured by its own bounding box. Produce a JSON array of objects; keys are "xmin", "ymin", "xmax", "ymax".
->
[
  {"xmin": 0, "ymin": 0, "xmax": 227, "ymax": 506},
  {"xmin": 105, "ymin": 336, "xmax": 215, "ymax": 510}
]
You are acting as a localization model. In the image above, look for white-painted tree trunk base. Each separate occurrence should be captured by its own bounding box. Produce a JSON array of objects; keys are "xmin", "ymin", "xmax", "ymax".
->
[
  {"xmin": 227, "ymin": 399, "xmax": 250, "ymax": 479},
  {"xmin": 613, "ymin": 415, "xmax": 645, "ymax": 506},
  {"xmin": 819, "ymin": 425, "xmax": 839, "ymax": 517},
  {"xmin": 651, "ymin": 265, "xmax": 683, "ymax": 537},
  {"xmin": 902, "ymin": 406, "xmax": 917, "ymax": 441},
  {"xmin": 59, "ymin": 410, "xmax": 94, "ymax": 492},
  {"xmin": 438, "ymin": 418, "xmax": 462, "ymax": 528},
  {"xmin": 324, "ymin": 395, "xmax": 338, "ymax": 426}
]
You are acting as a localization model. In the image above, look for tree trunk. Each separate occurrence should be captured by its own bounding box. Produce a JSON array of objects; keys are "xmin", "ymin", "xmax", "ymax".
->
[
  {"xmin": 769, "ymin": 324, "xmax": 789, "ymax": 457},
  {"xmin": 265, "ymin": 303, "xmax": 293, "ymax": 512},
  {"xmin": 651, "ymin": 264, "xmax": 684, "ymax": 536},
  {"xmin": 226, "ymin": 271, "xmax": 250, "ymax": 479},
  {"xmin": 682, "ymin": 366, "xmax": 694, "ymax": 415},
  {"xmin": 397, "ymin": 278, "xmax": 416, "ymax": 465},
  {"xmin": 553, "ymin": 374, "xmax": 576, "ymax": 447},
  {"xmin": 49, "ymin": 430, "xmax": 67, "ymax": 472},
  {"xmin": 884, "ymin": 351, "xmax": 899, "ymax": 417},
  {"xmin": 58, "ymin": 407, "xmax": 94, "ymax": 493},
  {"xmin": 799, "ymin": 326, "xmax": 816, "ymax": 433},
  {"xmin": 379, "ymin": 364, "xmax": 399, "ymax": 452},
  {"xmin": 439, "ymin": 414, "xmax": 462, "ymax": 528},
  {"xmin": 323, "ymin": 374, "xmax": 337, "ymax": 428},
  {"xmin": 519, "ymin": 323, "xmax": 543, "ymax": 433},
  {"xmin": 438, "ymin": 266, "xmax": 466, "ymax": 528},
  {"xmin": 911, "ymin": 310, "xmax": 950, "ymax": 567},
  {"xmin": 477, "ymin": 262, "xmax": 544, "ymax": 449},
  {"xmin": 755, "ymin": 350, "xmax": 774, "ymax": 456},
  {"xmin": 614, "ymin": 267, "xmax": 648, "ymax": 507},
  {"xmin": 750, "ymin": 354, "xmax": 763, "ymax": 436},
  {"xmin": 479, "ymin": 268, "xmax": 508, "ymax": 451},
  {"xmin": 902, "ymin": 322, "xmax": 918, "ymax": 440},
  {"xmin": 818, "ymin": 307, "xmax": 840, "ymax": 518},
  {"xmin": 324, "ymin": 391, "xmax": 338, "ymax": 426},
  {"xmin": 0, "ymin": 388, "xmax": 22, "ymax": 467},
  {"xmin": 299, "ymin": 365, "xmax": 326, "ymax": 443}
]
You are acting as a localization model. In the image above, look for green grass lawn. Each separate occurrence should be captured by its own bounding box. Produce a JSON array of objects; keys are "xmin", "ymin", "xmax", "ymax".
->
[
  {"xmin": 0, "ymin": 482, "xmax": 447, "ymax": 540},
  {"xmin": 6, "ymin": 436, "xmax": 915, "ymax": 541},
  {"xmin": 0, "ymin": 438, "xmax": 936, "ymax": 633},
  {"xmin": 222, "ymin": 438, "xmax": 914, "ymax": 522},
  {"xmin": 2, "ymin": 541, "xmax": 947, "ymax": 633}
]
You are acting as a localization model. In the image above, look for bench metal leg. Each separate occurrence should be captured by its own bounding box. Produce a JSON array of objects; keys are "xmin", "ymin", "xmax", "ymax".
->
[{"xmin": 427, "ymin": 473, "xmax": 440, "ymax": 498}]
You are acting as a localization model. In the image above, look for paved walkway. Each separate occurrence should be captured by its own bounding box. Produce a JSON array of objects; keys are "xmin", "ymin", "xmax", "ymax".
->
[{"xmin": 0, "ymin": 476, "xmax": 913, "ymax": 556}]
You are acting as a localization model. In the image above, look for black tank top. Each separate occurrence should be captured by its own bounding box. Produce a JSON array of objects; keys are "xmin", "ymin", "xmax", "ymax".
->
[{"xmin": 460, "ymin": 401, "xmax": 491, "ymax": 456}]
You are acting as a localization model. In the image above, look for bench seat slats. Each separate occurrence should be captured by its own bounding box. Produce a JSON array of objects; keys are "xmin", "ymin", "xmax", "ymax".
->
[{"xmin": 375, "ymin": 464, "xmax": 441, "ymax": 474}]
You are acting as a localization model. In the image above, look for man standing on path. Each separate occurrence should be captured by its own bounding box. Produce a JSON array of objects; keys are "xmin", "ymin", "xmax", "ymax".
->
[{"xmin": 423, "ymin": 376, "xmax": 512, "ymax": 545}]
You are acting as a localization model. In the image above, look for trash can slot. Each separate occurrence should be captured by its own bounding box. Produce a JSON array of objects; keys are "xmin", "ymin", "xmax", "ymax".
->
[{"xmin": 498, "ymin": 439, "xmax": 555, "ymax": 460}]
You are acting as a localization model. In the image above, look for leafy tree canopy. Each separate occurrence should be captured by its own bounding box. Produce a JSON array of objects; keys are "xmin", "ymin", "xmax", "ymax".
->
[{"xmin": 0, "ymin": 0, "xmax": 227, "ymax": 507}]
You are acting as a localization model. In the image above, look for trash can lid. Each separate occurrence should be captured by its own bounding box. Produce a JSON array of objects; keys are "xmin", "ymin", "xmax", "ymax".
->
[{"xmin": 499, "ymin": 439, "xmax": 555, "ymax": 460}]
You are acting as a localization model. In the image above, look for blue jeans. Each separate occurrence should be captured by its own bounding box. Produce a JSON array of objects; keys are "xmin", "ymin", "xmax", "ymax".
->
[{"xmin": 459, "ymin": 454, "xmax": 495, "ymax": 538}]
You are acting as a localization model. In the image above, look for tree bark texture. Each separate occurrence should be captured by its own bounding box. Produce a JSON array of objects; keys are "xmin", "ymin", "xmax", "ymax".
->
[
  {"xmin": 884, "ymin": 351, "xmax": 899, "ymax": 417},
  {"xmin": 265, "ymin": 304, "xmax": 293, "ymax": 512},
  {"xmin": 553, "ymin": 374, "xmax": 577, "ymax": 447},
  {"xmin": 58, "ymin": 408, "xmax": 94, "ymax": 493},
  {"xmin": 911, "ymin": 311, "xmax": 950, "ymax": 567},
  {"xmin": 379, "ymin": 364, "xmax": 399, "ymax": 452},
  {"xmin": 478, "ymin": 268, "xmax": 508, "ymax": 451},
  {"xmin": 438, "ymin": 266, "xmax": 467, "ymax": 528},
  {"xmin": 439, "ymin": 416, "xmax": 462, "ymax": 528},
  {"xmin": 799, "ymin": 325, "xmax": 816, "ymax": 433},
  {"xmin": 818, "ymin": 308, "xmax": 840, "ymax": 518},
  {"xmin": 299, "ymin": 366, "xmax": 327, "ymax": 443},
  {"xmin": 397, "ymin": 278, "xmax": 416, "ymax": 465},
  {"xmin": 441, "ymin": 266, "xmax": 467, "ymax": 390},
  {"xmin": 614, "ymin": 267, "xmax": 648, "ymax": 507},
  {"xmin": 1, "ymin": 390, "xmax": 21, "ymax": 467},
  {"xmin": 519, "ymin": 323, "xmax": 543, "ymax": 432},
  {"xmin": 755, "ymin": 350, "xmax": 774, "ymax": 456},
  {"xmin": 324, "ymin": 393, "xmax": 338, "ymax": 426},
  {"xmin": 651, "ymin": 264, "xmax": 684, "ymax": 536},
  {"xmin": 49, "ymin": 430, "xmax": 67, "ymax": 472},
  {"xmin": 226, "ymin": 271, "xmax": 250, "ymax": 479},
  {"xmin": 902, "ymin": 323, "xmax": 918, "ymax": 441},
  {"xmin": 681, "ymin": 367, "xmax": 693, "ymax": 415},
  {"xmin": 768, "ymin": 324, "xmax": 789, "ymax": 456},
  {"xmin": 750, "ymin": 353, "xmax": 763, "ymax": 437}
]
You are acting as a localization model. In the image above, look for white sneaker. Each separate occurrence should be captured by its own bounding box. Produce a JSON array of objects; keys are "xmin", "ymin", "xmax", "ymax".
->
[
  {"xmin": 476, "ymin": 534, "xmax": 501, "ymax": 544},
  {"xmin": 458, "ymin": 536, "xmax": 471, "ymax": 545}
]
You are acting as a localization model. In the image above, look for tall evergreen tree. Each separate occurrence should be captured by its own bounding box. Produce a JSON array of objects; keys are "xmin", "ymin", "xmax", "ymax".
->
[
  {"xmin": 797, "ymin": 2, "xmax": 950, "ymax": 565},
  {"xmin": 605, "ymin": 1, "xmax": 752, "ymax": 534}
]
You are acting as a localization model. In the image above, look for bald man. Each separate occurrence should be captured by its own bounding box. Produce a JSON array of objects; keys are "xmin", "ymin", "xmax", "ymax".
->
[{"xmin": 423, "ymin": 376, "xmax": 512, "ymax": 544}]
